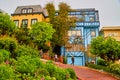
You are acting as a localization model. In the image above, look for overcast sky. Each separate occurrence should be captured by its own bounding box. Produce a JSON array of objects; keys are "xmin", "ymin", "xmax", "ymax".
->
[{"xmin": 0, "ymin": 0, "xmax": 120, "ymax": 28}]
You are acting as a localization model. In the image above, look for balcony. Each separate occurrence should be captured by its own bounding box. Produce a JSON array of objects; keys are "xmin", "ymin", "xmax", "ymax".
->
[{"xmin": 76, "ymin": 21, "xmax": 100, "ymax": 27}]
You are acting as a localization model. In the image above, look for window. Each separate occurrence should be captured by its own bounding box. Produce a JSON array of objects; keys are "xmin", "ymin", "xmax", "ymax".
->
[
  {"xmin": 14, "ymin": 20, "xmax": 19, "ymax": 27},
  {"xmin": 89, "ymin": 15, "xmax": 95, "ymax": 22},
  {"xmin": 31, "ymin": 19, "xmax": 38, "ymax": 25},
  {"xmin": 28, "ymin": 8, "xmax": 33, "ymax": 13},
  {"xmin": 55, "ymin": 12, "xmax": 58, "ymax": 16},
  {"xmin": 21, "ymin": 8, "xmax": 27, "ymax": 13},
  {"xmin": 108, "ymin": 33, "xmax": 117, "ymax": 36},
  {"xmin": 76, "ymin": 12, "xmax": 81, "ymax": 15},
  {"xmin": 91, "ymin": 30, "xmax": 96, "ymax": 37},
  {"xmin": 68, "ymin": 30, "xmax": 81, "ymax": 36},
  {"xmin": 71, "ymin": 12, "xmax": 76, "ymax": 15},
  {"xmin": 78, "ymin": 15, "xmax": 84, "ymax": 22},
  {"xmin": 22, "ymin": 19, "xmax": 28, "ymax": 28}
]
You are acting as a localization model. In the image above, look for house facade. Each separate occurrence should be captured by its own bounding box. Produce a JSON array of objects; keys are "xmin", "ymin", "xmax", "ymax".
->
[
  {"xmin": 11, "ymin": 5, "xmax": 100, "ymax": 66},
  {"xmin": 11, "ymin": 5, "xmax": 49, "ymax": 28},
  {"xmin": 61, "ymin": 9, "xmax": 100, "ymax": 66},
  {"xmin": 100, "ymin": 26, "xmax": 120, "ymax": 41}
]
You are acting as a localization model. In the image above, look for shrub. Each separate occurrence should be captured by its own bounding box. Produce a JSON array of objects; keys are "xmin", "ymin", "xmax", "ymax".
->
[
  {"xmin": 63, "ymin": 56, "xmax": 67, "ymax": 64},
  {"xmin": 45, "ymin": 61, "xmax": 56, "ymax": 77},
  {"xmin": 0, "ymin": 63, "xmax": 18, "ymax": 80},
  {"xmin": 0, "ymin": 49, "xmax": 10, "ymax": 63},
  {"xmin": 0, "ymin": 36, "xmax": 18, "ymax": 58},
  {"xmin": 109, "ymin": 63, "xmax": 120, "ymax": 76},
  {"xmin": 45, "ymin": 61, "xmax": 73, "ymax": 80},
  {"xmin": 15, "ymin": 56, "xmax": 44, "ymax": 74},
  {"xmin": 66, "ymin": 68, "xmax": 77, "ymax": 80},
  {"xmin": 97, "ymin": 58, "xmax": 106, "ymax": 66},
  {"xmin": 35, "ymin": 68, "xmax": 50, "ymax": 76},
  {"xmin": 55, "ymin": 67, "xmax": 70, "ymax": 80},
  {"xmin": 15, "ymin": 45, "xmax": 39, "ymax": 58},
  {"xmin": 87, "ymin": 64, "xmax": 110, "ymax": 72}
]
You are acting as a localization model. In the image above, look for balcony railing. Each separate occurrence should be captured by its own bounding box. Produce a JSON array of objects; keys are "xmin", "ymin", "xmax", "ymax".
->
[{"xmin": 76, "ymin": 21, "xmax": 100, "ymax": 27}]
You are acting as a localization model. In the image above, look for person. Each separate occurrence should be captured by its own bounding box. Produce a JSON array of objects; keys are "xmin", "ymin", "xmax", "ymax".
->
[
  {"xmin": 54, "ymin": 54, "xmax": 58, "ymax": 62},
  {"xmin": 40, "ymin": 49, "xmax": 43, "ymax": 58},
  {"xmin": 71, "ymin": 56, "xmax": 74, "ymax": 66}
]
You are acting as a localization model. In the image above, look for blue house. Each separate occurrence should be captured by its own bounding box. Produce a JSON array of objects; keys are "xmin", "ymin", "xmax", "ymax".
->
[{"xmin": 61, "ymin": 8, "xmax": 100, "ymax": 66}]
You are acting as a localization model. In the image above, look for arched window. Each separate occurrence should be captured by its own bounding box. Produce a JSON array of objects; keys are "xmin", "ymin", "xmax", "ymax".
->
[
  {"xmin": 21, "ymin": 8, "xmax": 27, "ymax": 13},
  {"xmin": 28, "ymin": 8, "xmax": 33, "ymax": 13}
]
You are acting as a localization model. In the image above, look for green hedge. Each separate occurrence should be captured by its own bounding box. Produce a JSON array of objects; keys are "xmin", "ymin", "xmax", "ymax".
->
[
  {"xmin": 0, "ymin": 49, "xmax": 10, "ymax": 63},
  {"xmin": 15, "ymin": 45, "xmax": 39, "ymax": 58},
  {"xmin": 109, "ymin": 63, "xmax": 120, "ymax": 76}
]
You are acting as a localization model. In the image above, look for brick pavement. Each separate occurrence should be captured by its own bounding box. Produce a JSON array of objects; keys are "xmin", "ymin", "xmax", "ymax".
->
[{"xmin": 41, "ymin": 59, "xmax": 119, "ymax": 80}]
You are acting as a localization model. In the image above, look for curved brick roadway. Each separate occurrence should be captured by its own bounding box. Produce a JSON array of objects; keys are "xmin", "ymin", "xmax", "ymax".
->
[{"xmin": 41, "ymin": 59, "xmax": 118, "ymax": 80}]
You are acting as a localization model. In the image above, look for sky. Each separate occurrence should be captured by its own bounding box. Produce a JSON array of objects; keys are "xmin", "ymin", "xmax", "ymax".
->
[{"xmin": 0, "ymin": 0, "xmax": 120, "ymax": 28}]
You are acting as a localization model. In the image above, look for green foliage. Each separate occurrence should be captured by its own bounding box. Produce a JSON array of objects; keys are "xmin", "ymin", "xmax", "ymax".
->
[
  {"xmin": 109, "ymin": 63, "xmax": 120, "ymax": 76},
  {"xmin": 15, "ymin": 56, "xmax": 44, "ymax": 74},
  {"xmin": 45, "ymin": 2, "xmax": 76, "ymax": 47},
  {"xmin": 63, "ymin": 56, "xmax": 67, "ymax": 64},
  {"xmin": 66, "ymin": 68, "xmax": 77, "ymax": 80},
  {"xmin": 0, "ymin": 49, "xmax": 10, "ymax": 63},
  {"xmin": 0, "ymin": 63, "xmax": 18, "ymax": 80},
  {"xmin": 15, "ymin": 45, "xmax": 39, "ymax": 58},
  {"xmin": 29, "ymin": 22, "xmax": 55, "ymax": 49},
  {"xmin": 45, "ymin": 2, "xmax": 55, "ymax": 24},
  {"xmin": 97, "ymin": 58, "xmax": 106, "ymax": 66},
  {"xmin": 91, "ymin": 36, "xmax": 120, "ymax": 62},
  {"xmin": 45, "ymin": 61, "xmax": 56, "ymax": 77},
  {"xmin": 87, "ymin": 64, "xmax": 110, "ymax": 72},
  {"xmin": 0, "ymin": 36, "xmax": 18, "ymax": 58},
  {"xmin": 0, "ymin": 13, "xmax": 16, "ymax": 36},
  {"xmin": 36, "ymin": 68, "xmax": 50, "ymax": 76},
  {"xmin": 88, "ymin": 63, "xmax": 120, "ymax": 79},
  {"xmin": 45, "ymin": 61, "xmax": 75, "ymax": 80},
  {"xmin": 14, "ymin": 27, "xmax": 31, "ymax": 45}
]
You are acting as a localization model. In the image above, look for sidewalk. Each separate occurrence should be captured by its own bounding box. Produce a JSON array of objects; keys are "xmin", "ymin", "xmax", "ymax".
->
[{"xmin": 41, "ymin": 59, "xmax": 119, "ymax": 80}]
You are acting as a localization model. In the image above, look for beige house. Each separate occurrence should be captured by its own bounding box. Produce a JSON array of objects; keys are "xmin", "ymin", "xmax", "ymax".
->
[{"xmin": 100, "ymin": 26, "xmax": 120, "ymax": 41}]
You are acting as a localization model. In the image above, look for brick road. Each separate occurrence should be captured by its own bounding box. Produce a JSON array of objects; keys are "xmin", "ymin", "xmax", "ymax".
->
[{"xmin": 41, "ymin": 59, "xmax": 119, "ymax": 80}]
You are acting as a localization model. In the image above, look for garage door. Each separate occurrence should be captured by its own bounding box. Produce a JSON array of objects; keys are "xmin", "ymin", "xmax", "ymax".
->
[{"xmin": 67, "ymin": 56, "xmax": 83, "ymax": 66}]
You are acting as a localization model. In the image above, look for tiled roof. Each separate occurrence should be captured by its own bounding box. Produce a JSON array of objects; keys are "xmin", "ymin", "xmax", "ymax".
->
[
  {"xmin": 12, "ymin": 5, "xmax": 48, "ymax": 17},
  {"xmin": 0, "ymin": 9, "xmax": 6, "ymax": 14},
  {"xmin": 101, "ymin": 26, "xmax": 120, "ymax": 31}
]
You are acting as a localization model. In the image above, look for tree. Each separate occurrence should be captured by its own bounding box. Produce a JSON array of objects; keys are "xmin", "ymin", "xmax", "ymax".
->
[
  {"xmin": 14, "ymin": 27, "xmax": 30, "ymax": 45},
  {"xmin": 90, "ymin": 36, "xmax": 120, "ymax": 62},
  {"xmin": 0, "ymin": 13, "xmax": 16, "ymax": 36},
  {"xmin": 45, "ymin": 2, "xmax": 76, "ymax": 54},
  {"xmin": 29, "ymin": 22, "xmax": 55, "ymax": 50}
]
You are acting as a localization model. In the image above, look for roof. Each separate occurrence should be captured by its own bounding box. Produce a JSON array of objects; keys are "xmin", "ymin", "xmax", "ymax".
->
[
  {"xmin": 70, "ymin": 8, "xmax": 97, "ymax": 12},
  {"xmin": 101, "ymin": 26, "xmax": 120, "ymax": 31},
  {"xmin": 12, "ymin": 5, "xmax": 48, "ymax": 17},
  {"xmin": 0, "ymin": 9, "xmax": 6, "ymax": 14},
  {"xmin": 56, "ymin": 8, "xmax": 98, "ymax": 12}
]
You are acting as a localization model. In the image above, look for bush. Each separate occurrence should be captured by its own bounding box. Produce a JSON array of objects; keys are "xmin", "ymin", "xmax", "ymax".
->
[
  {"xmin": 15, "ymin": 56, "xmax": 44, "ymax": 74},
  {"xmin": 35, "ymin": 68, "xmax": 50, "ymax": 76},
  {"xmin": 0, "ymin": 49, "xmax": 10, "ymax": 63},
  {"xmin": 87, "ymin": 64, "xmax": 110, "ymax": 72},
  {"xmin": 15, "ymin": 45, "xmax": 39, "ymax": 58},
  {"xmin": 97, "ymin": 58, "xmax": 106, "ymax": 66},
  {"xmin": 45, "ymin": 61, "xmax": 56, "ymax": 77},
  {"xmin": 0, "ymin": 63, "xmax": 18, "ymax": 80},
  {"xmin": 66, "ymin": 68, "xmax": 77, "ymax": 80},
  {"xmin": 0, "ymin": 36, "xmax": 18, "ymax": 58},
  {"xmin": 109, "ymin": 63, "xmax": 120, "ymax": 76},
  {"xmin": 63, "ymin": 56, "xmax": 67, "ymax": 64},
  {"xmin": 45, "ymin": 61, "xmax": 75, "ymax": 80}
]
